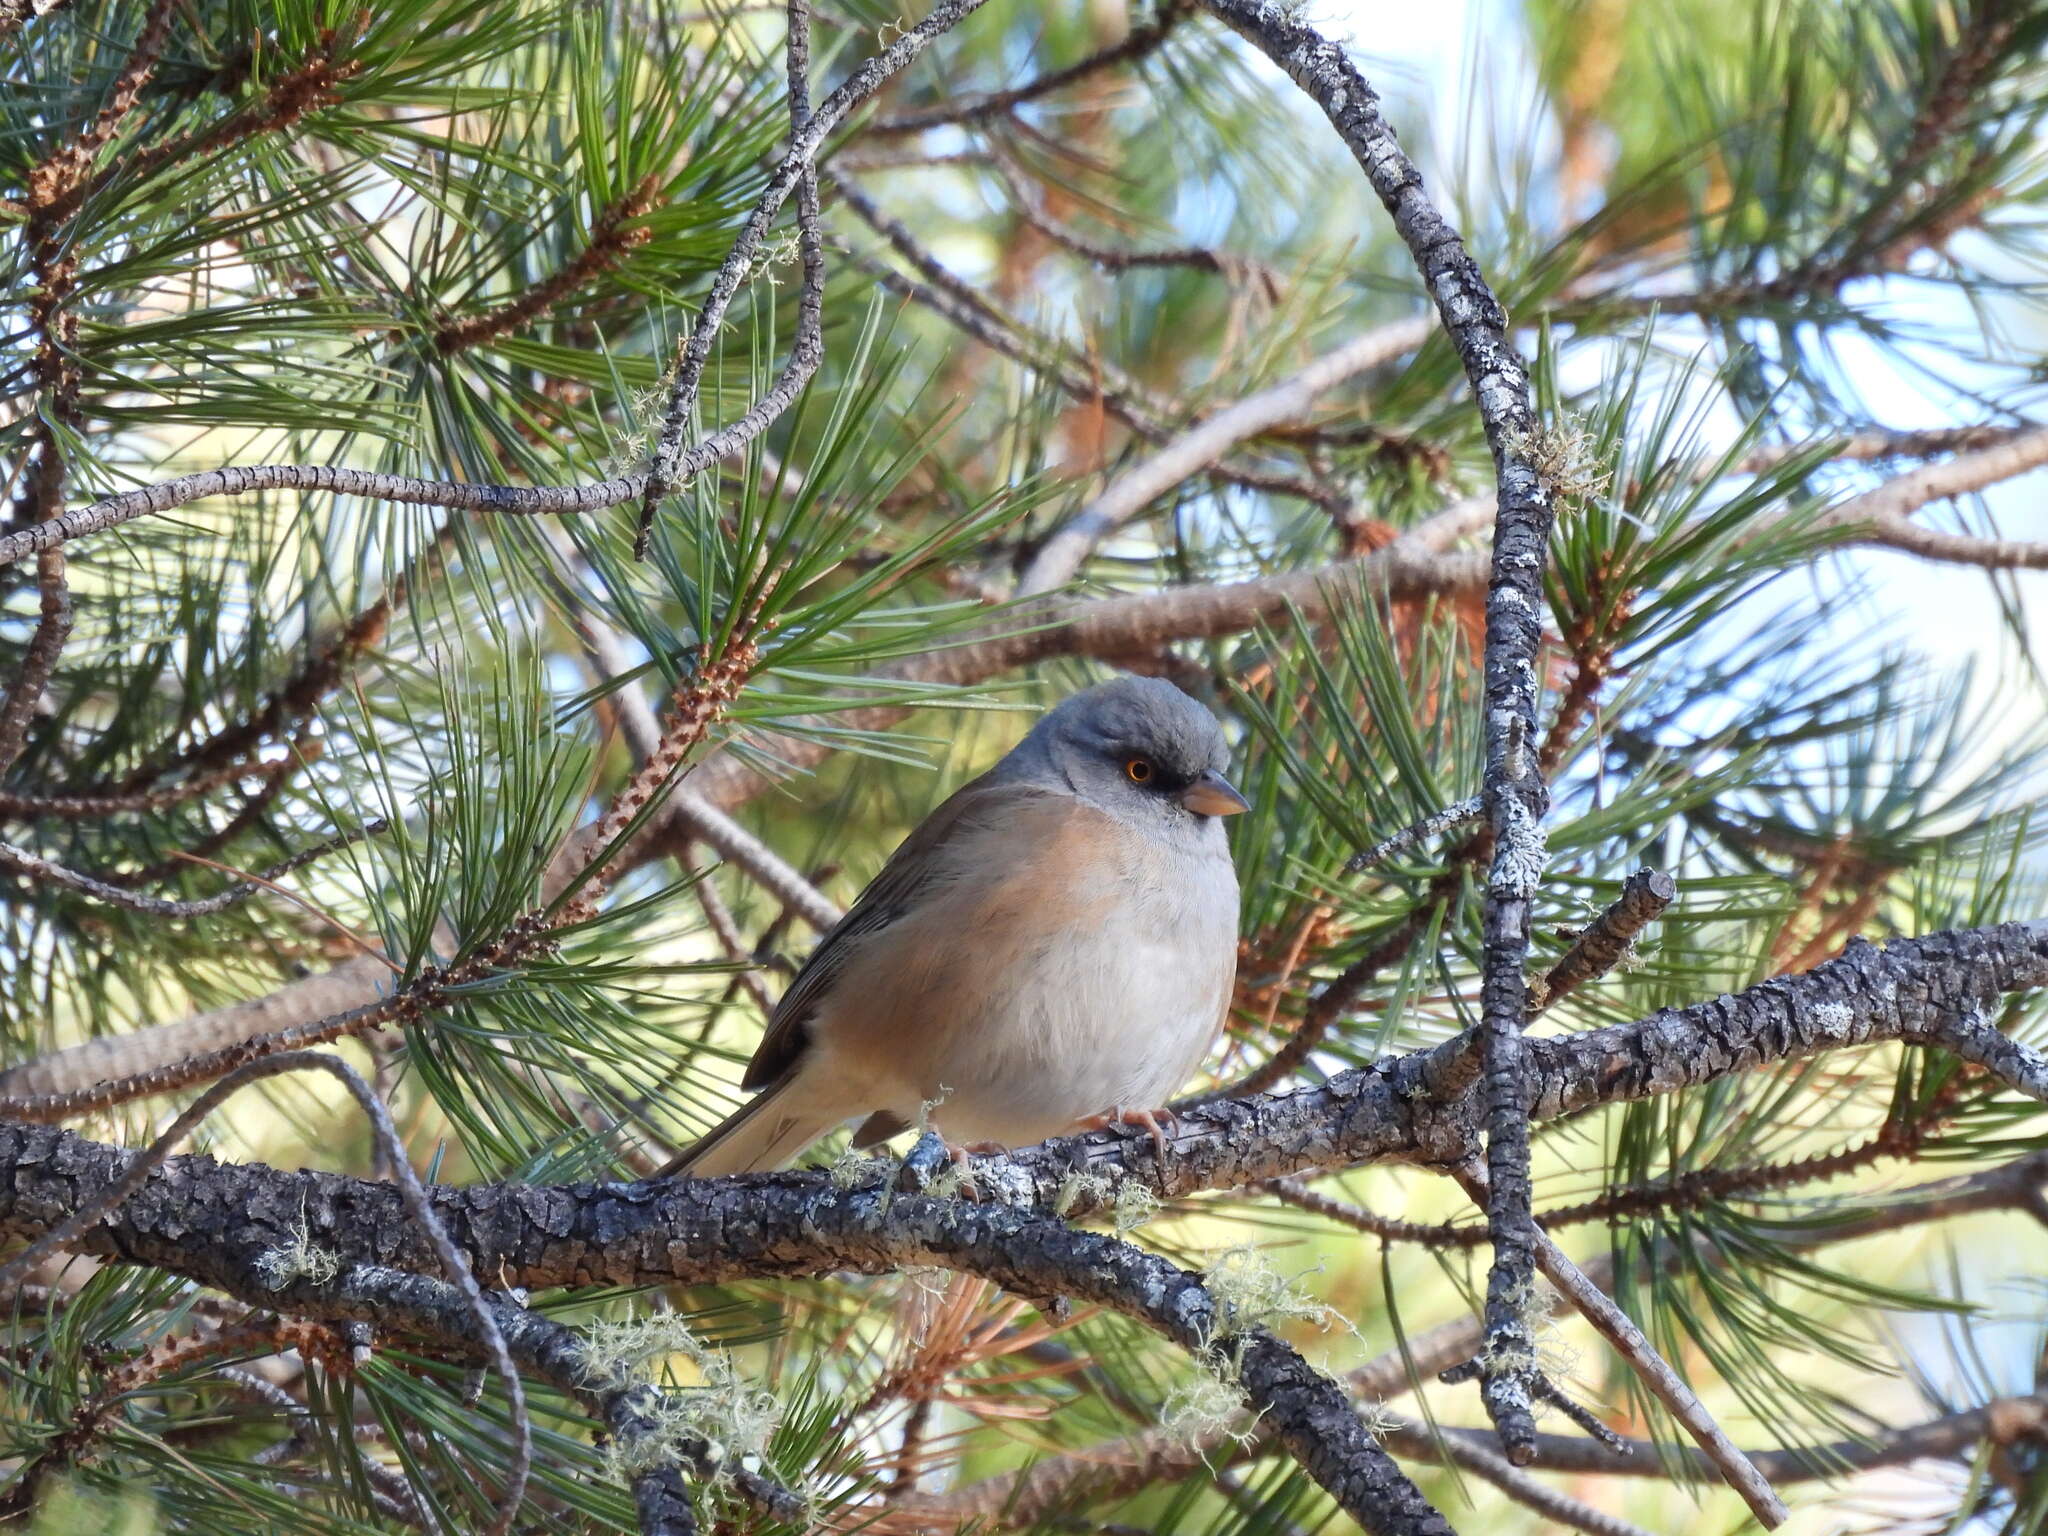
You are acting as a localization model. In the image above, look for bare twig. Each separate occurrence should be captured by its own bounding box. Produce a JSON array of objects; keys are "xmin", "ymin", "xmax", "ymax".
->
[
  {"xmin": 985, "ymin": 148, "xmax": 1253, "ymax": 279},
  {"xmin": 864, "ymin": 3, "xmax": 1186, "ymax": 136},
  {"xmin": 1017, "ymin": 315, "xmax": 1437, "ymax": 595},
  {"xmin": 633, "ymin": 0, "xmax": 988, "ymax": 555},
  {"xmin": 0, "ymin": 462, "xmax": 645, "ymax": 570},
  {"xmin": 1527, "ymin": 868, "xmax": 1674, "ymax": 1014},
  {"xmin": 1449, "ymin": 1164, "xmax": 1789, "ymax": 1527},
  {"xmin": 1345, "ymin": 795, "xmax": 1485, "ymax": 875},
  {"xmin": 432, "ymin": 177, "xmax": 662, "ymax": 355},
  {"xmin": 1809, "ymin": 421, "xmax": 2048, "ymax": 569},
  {"xmin": 678, "ymin": 843, "xmax": 778, "ymax": 1016},
  {"xmin": 1920, "ymin": 1007, "xmax": 2048, "ymax": 1102},
  {"xmin": 0, "ymin": 820, "xmax": 380, "ymax": 919},
  {"xmin": 1378, "ymin": 1411, "xmax": 1654, "ymax": 1536}
]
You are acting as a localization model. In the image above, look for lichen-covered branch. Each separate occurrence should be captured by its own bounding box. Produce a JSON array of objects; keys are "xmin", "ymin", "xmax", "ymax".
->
[{"xmin": 1189, "ymin": 0, "xmax": 1559, "ymax": 1457}]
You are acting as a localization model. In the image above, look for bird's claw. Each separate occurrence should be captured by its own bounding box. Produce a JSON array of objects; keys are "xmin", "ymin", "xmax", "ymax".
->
[
  {"xmin": 1075, "ymin": 1104, "xmax": 1181, "ymax": 1162},
  {"xmin": 898, "ymin": 1128, "xmax": 1002, "ymax": 1197}
]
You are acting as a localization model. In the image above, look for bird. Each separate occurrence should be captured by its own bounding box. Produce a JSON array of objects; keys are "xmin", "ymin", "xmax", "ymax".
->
[{"xmin": 659, "ymin": 676, "xmax": 1247, "ymax": 1178}]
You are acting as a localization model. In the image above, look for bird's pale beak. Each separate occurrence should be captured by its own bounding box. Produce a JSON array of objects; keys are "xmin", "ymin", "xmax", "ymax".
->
[{"xmin": 1180, "ymin": 769, "xmax": 1250, "ymax": 817}]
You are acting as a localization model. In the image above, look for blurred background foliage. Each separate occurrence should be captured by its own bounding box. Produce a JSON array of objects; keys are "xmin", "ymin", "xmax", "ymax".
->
[{"xmin": 2, "ymin": 0, "xmax": 2047, "ymax": 1530}]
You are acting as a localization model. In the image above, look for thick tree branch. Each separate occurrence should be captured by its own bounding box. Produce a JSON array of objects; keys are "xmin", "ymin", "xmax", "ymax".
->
[
  {"xmin": 1, "ymin": 1127, "xmax": 1453, "ymax": 1536},
  {"xmin": 927, "ymin": 1148, "xmax": 2048, "ymax": 1523},
  {"xmin": 0, "ymin": 1049, "xmax": 530, "ymax": 1536},
  {"xmin": 0, "ymin": 919, "xmax": 2040, "ymax": 1525},
  {"xmin": 1, "ymin": 921, "xmax": 2037, "ymax": 1270}
]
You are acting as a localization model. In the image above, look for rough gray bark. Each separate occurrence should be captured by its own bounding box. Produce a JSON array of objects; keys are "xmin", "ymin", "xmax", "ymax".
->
[
  {"xmin": 1191, "ymin": 0, "xmax": 1560, "ymax": 1457},
  {"xmin": 4, "ymin": 923, "xmax": 2038, "ymax": 1291}
]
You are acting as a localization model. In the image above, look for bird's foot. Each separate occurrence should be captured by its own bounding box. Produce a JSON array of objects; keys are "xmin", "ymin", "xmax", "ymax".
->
[
  {"xmin": 899, "ymin": 1129, "xmax": 1003, "ymax": 1197},
  {"xmin": 1075, "ymin": 1105, "xmax": 1181, "ymax": 1162}
]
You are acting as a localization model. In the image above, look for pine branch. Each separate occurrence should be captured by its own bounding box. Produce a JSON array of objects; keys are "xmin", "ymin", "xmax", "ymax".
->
[
  {"xmin": 986, "ymin": 147, "xmax": 1260, "ymax": 279},
  {"xmin": 1188, "ymin": 0, "xmax": 1561, "ymax": 1460},
  {"xmin": 1527, "ymin": 868, "xmax": 1674, "ymax": 1015},
  {"xmin": 1016, "ymin": 315, "xmax": 1438, "ymax": 595},
  {"xmin": 933, "ymin": 1155, "xmax": 2048, "ymax": 1531},
  {"xmin": 1449, "ymin": 1163, "xmax": 1789, "ymax": 1527},
  {"xmin": 432, "ymin": 176, "xmax": 662, "ymax": 355},
  {"xmin": 125, "ymin": 521, "xmax": 455, "ymax": 790},
  {"xmin": 1, "ymin": 744, "xmax": 299, "ymax": 821},
  {"xmin": 0, "ymin": 1123, "xmax": 1456, "ymax": 1536},
  {"xmin": 23, "ymin": 0, "xmax": 177, "ymax": 212},
  {"xmin": 0, "ymin": 912, "xmax": 558, "ymax": 1119},
  {"xmin": 1344, "ymin": 795, "xmax": 1486, "ymax": 875},
  {"xmin": 924, "ymin": 1150, "xmax": 2048, "ymax": 1520},
  {"xmin": 634, "ymin": 0, "xmax": 992, "ymax": 551},
  {"xmin": 0, "ymin": 548, "xmax": 69, "ymax": 776},
  {"xmin": 864, "ymin": 2, "xmax": 1188, "ymax": 137},
  {"xmin": 68, "ymin": 31, "xmax": 363, "ymax": 218}
]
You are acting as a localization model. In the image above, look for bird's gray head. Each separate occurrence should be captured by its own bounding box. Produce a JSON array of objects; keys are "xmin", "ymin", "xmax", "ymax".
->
[{"xmin": 993, "ymin": 677, "xmax": 1249, "ymax": 831}]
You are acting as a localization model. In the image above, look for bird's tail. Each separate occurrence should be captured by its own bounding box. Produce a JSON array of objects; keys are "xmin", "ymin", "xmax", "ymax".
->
[{"xmin": 655, "ymin": 1080, "xmax": 839, "ymax": 1178}]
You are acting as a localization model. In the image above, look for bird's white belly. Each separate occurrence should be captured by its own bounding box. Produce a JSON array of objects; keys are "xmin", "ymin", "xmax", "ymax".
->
[{"xmin": 904, "ymin": 872, "xmax": 1235, "ymax": 1147}]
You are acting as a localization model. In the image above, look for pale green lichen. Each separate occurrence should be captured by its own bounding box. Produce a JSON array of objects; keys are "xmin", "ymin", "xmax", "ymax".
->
[
  {"xmin": 922, "ymin": 1160, "xmax": 970, "ymax": 1199},
  {"xmin": 1053, "ymin": 1168, "xmax": 1159, "ymax": 1232},
  {"xmin": 1357, "ymin": 1398, "xmax": 1404, "ymax": 1439},
  {"xmin": 1204, "ymin": 1245, "xmax": 1329, "ymax": 1339},
  {"xmin": 1110, "ymin": 1180, "xmax": 1160, "ymax": 1233},
  {"xmin": 583, "ymin": 1313, "xmax": 782, "ymax": 1488},
  {"xmin": 253, "ymin": 1212, "xmax": 339, "ymax": 1290},
  {"xmin": 1160, "ymin": 1360, "xmax": 1251, "ymax": 1445},
  {"xmin": 1506, "ymin": 415, "xmax": 1612, "ymax": 512},
  {"xmin": 827, "ymin": 1146, "xmax": 892, "ymax": 1190},
  {"xmin": 1474, "ymin": 1276, "xmax": 1575, "ymax": 1384},
  {"xmin": 579, "ymin": 1313, "xmax": 709, "ymax": 1387},
  {"xmin": 603, "ymin": 1381, "xmax": 780, "ymax": 1484}
]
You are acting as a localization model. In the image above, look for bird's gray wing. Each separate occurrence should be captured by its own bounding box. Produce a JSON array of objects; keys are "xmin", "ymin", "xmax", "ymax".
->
[{"xmin": 738, "ymin": 774, "xmax": 1061, "ymax": 1091}]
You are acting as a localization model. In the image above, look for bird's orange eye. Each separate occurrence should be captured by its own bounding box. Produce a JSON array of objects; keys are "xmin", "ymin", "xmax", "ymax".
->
[{"xmin": 1125, "ymin": 758, "xmax": 1154, "ymax": 784}]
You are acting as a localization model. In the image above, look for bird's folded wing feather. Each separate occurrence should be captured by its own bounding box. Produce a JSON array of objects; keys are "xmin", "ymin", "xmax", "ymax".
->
[{"xmin": 738, "ymin": 774, "xmax": 1065, "ymax": 1091}]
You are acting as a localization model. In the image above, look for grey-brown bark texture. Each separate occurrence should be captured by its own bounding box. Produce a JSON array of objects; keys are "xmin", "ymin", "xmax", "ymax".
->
[
  {"xmin": 10, "ymin": 0, "xmax": 2048, "ymax": 1530},
  {"xmin": 9, "ymin": 923, "xmax": 2041, "ymax": 1299}
]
